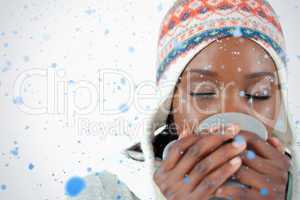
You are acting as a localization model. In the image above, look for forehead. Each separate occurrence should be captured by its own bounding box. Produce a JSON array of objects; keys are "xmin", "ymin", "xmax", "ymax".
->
[{"xmin": 183, "ymin": 37, "xmax": 277, "ymax": 76}]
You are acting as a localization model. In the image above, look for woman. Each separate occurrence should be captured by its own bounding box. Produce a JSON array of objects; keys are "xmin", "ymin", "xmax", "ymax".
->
[{"xmin": 67, "ymin": 0, "xmax": 298, "ymax": 199}]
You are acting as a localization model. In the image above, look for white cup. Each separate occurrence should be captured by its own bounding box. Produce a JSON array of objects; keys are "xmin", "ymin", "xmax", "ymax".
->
[
  {"xmin": 162, "ymin": 112, "xmax": 269, "ymax": 198},
  {"xmin": 163, "ymin": 112, "xmax": 268, "ymax": 160}
]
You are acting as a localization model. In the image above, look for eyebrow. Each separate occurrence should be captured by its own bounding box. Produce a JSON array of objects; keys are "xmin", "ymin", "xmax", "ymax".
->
[
  {"xmin": 188, "ymin": 69, "xmax": 276, "ymax": 80},
  {"xmin": 245, "ymin": 72, "xmax": 275, "ymax": 79},
  {"xmin": 189, "ymin": 69, "xmax": 218, "ymax": 77}
]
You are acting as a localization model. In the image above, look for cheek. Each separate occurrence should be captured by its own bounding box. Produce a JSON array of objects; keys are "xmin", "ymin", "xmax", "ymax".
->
[
  {"xmin": 251, "ymin": 98, "xmax": 280, "ymax": 133},
  {"xmin": 253, "ymin": 101, "xmax": 275, "ymax": 118},
  {"xmin": 250, "ymin": 89, "xmax": 280, "ymax": 120}
]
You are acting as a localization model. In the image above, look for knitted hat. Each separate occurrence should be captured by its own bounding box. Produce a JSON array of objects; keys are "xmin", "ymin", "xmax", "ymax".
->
[{"xmin": 137, "ymin": 0, "xmax": 298, "ymax": 199}]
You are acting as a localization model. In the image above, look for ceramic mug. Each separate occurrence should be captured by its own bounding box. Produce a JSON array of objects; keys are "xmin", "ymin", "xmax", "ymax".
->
[{"xmin": 162, "ymin": 112, "xmax": 269, "ymax": 199}]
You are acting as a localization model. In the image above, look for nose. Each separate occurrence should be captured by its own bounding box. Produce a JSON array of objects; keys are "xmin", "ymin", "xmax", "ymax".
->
[{"xmin": 220, "ymin": 81, "xmax": 250, "ymax": 114}]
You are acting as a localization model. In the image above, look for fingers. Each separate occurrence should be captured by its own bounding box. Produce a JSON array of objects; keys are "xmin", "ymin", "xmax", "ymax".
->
[
  {"xmin": 239, "ymin": 131, "xmax": 288, "ymax": 164},
  {"xmin": 215, "ymin": 185, "xmax": 263, "ymax": 200},
  {"xmin": 191, "ymin": 156, "xmax": 242, "ymax": 199},
  {"xmin": 241, "ymin": 150, "xmax": 280, "ymax": 174},
  {"xmin": 231, "ymin": 166, "xmax": 287, "ymax": 199},
  {"xmin": 234, "ymin": 166, "xmax": 287, "ymax": 198},
  {"xmin": 160, "ymin": 125, "xmax": 228, "ymax": 172},
  {"xmin": 159, "ymin": 134, "xmax": 199, "ymax": 172},
  {"xmin": 243, "ymin": 131, "xmax": 291, "ymax": 170},
  {"xmin": 187, "ymin": 138, "xmax": 246, "ymax": 189},
  {"xmin": 172, "ymin": 124, "xmax": 240, "ymax": 177},
  {"xmin": 267, "ymin": 137, "xmax": 285, "ymax": 153},
  {"xmin": 240, "ymin": 150, "xmax": 289, "ymax": 184},
  {"xmin": 234, "ymin": 166, "xmax": 271, "ymax": 190}
]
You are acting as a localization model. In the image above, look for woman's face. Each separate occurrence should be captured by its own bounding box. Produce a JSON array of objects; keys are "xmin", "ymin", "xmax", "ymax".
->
[{"xmin": 171, "ymin": 36, "xmax": 282, "ymax": 138}]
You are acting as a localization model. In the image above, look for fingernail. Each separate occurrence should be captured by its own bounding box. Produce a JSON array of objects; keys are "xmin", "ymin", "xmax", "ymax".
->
[
  {"xmin": 230, "ymin": 157, "xmax": 241, "ymax": 166},
  {"xmin": 246, "ymin": 150, "xmax": 256, "ymax": 160},
  {"xmin": 216, "ymin": 188, "xmax": 223, "ymax": 195},
  {"xmin": 272, "ymin": 137, "xmax": 281, "ymax": 145},
  {"xmin": 233, "ymin": 135, "xmax": 246, "ymax": 148}
]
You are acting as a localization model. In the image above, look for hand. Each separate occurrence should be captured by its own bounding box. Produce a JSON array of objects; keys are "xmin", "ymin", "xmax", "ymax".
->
[
  {"xmin": 215, "ymin": 131, "xmax": 291, "ymax": 200},
  {"xmin": 153, "ymin": 124, "xmax": 246, "ymax": 200}
]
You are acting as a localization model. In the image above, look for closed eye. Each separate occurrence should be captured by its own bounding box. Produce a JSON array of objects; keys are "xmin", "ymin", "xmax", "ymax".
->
[
  {"xmin": 190, "ymin": 92, "xmax": 216, "ymax": 97},
  {"xmin": 245, "ymin": 93, "xmax": 270, "ymax": 100}
]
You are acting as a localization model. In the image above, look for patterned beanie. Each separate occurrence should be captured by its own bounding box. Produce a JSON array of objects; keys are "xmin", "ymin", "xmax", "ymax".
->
[{"xmin": 139, "ymin": 0, "xmax": 298, "ymax": 199}]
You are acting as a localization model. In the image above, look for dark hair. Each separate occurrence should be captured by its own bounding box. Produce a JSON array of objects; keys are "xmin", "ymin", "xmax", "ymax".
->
[{"xmin": 125, "ymin": 113, "xmax": 178, "ymax": 160}]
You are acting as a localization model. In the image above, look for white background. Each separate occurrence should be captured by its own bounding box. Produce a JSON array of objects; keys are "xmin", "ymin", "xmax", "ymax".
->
[{"xmin": 0, "ymin": 0, "xmax": 299, "ymax": 200}]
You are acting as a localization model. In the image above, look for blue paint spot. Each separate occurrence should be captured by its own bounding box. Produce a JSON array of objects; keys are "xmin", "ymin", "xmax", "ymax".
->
[
  {"xmin": 13, "ymin": 96, "xmax": 24, "ymax": 105},
  {"xmin": 128, "ymin": 46, "xmax": 135, "ymax": 53},
  {"xmin": 233, "ymin": 135, "xmax": 246, "ymax": 147},
  {"xmin": 239, "ymin": 90, "xmax": 245, "ymax": 97},
  {"xmin": 173, "ymin": 40, "xmax": 181, "ymax": 49},
  {"xmin": 115, "ymin": 193, "xmax": 122, "ymax": 200},
  {"xmin": 119, "ymin": 104, "xmax": 129, "ymax": 113},
  {"xmin": 50, "ymin": 63, "xmax": 57, "ymax": 68},
  {"xmin": 260, "ymin": 188, "xmax": 269, "ymax": 196},
  {"xmin": 3, "ymin": 43, "xmax": 8, "ymax": 48},
  {"xmin": 232, "ymin": 27, "xmax": 243, "ymax": 37},
  {"xmin": 120, "ymin": 77, "xmax": 126, "ymax": 85},
  {"xmin": 65, "ymin": 176, "xmax": 86, "ymax": 197},
  {"xmin": 87, "ymin": 167, "xmax": 92, "ymax": 172},
  {"xmin": 1, "ymin": 184, "xmax": 7, "ymax": 191},
  {"xmin": 28, "ymin": 163, "xmax": 34, "ymax": 170},
  {"xmin": 183, "ymin": 175, "xmax": 190, "ymax": 185},
  {"xmin": 68, "ymin": 80, "xmax": 76, "ymax": 85},
  {"xmin": 246, "ymin": 150, "xmax": 256, "ymax": 160},
  {"xmin": 10, "ymin": 147, "xmax": 19, "ymax": 156}
]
